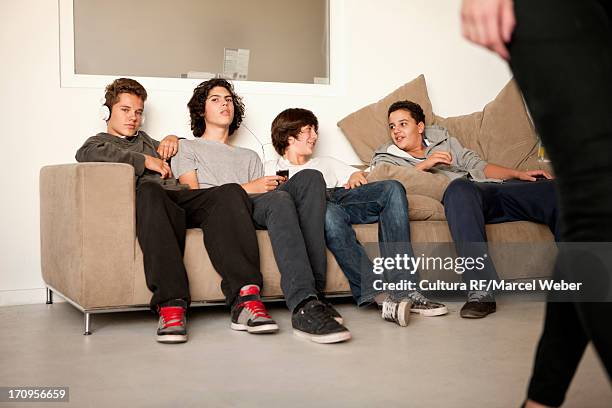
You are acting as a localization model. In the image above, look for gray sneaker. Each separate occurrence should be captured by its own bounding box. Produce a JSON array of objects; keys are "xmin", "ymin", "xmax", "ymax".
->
[
  {"xmin": 405, "ymin": 291, "xmax": 448, "ymax": 316},
  {"xmin": 156, "ymin": 301, "xmax": 188, "ymax": 344},
  {"xmin": 230, "ymin": 285, "xmax": 279, "ymax": 334},
  {"xmin": 381, "ymin": 297, "xmax": 411, "ymax": 327}
]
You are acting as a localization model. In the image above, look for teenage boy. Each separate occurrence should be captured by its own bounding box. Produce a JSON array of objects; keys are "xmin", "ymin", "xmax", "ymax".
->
[
  {"xmin": 374, "ymin": 100, "xmax": 559, "ymax": 318},
  {"xmin": 75, "ymin": 78, "xmax": 278, "ymax": 344},
  {"xmin": 171, "ymin": 78, "xmax": 351, "ymax": 344},
  {"xmin": 266, "ymin": 108, "xmax": 448, "ymax": 327}
]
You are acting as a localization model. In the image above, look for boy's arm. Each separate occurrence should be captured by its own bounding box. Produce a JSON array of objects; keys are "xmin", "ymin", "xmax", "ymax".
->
[
  {"xmin": 76, "ymin": 135, "xmax": 172, "ymax": 178},
  {"xmin": 178, "ymin": 170, "xmax": 199, "ymax": 189},
  {"xmin": 484, "ymin": 163, "xmax": 553, "ymax": 181},
  {"xmin": 75, "ymin": 136, "xmax": 146, "ymax": 175}
]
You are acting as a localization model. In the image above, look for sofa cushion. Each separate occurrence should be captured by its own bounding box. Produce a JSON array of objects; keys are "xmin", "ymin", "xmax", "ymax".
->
[
  {"xmin": 435, "ymin": 80, "xmax": 539, "ymax": 169},
  {"xmin": 367, "ymin": 163, "xmax": 449, "ymax": 202},
  {"xmin": 337, "ymin": 74, "xmax": 434, "ymax": 163}
]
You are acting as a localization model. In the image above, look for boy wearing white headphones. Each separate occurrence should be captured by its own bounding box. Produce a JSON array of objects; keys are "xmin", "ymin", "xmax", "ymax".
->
[{"xmin": 76, "ymin": 78, "xmax": 279, "ymax": 344}]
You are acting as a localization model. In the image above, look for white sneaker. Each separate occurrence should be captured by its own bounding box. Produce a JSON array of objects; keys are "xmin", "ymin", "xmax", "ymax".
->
[
  {"xmin": 406, "ymin": 291, "xmax": 448, "ymax": 316},
  {"xmin": 381, "ymin": 297, "xmax": 411, "ymax": 327}
]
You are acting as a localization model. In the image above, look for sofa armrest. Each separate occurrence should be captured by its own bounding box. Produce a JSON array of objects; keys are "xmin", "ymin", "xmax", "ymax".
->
[{"xmin": 40, "ymin": 163, "xmax": 138, "ymax": 308}]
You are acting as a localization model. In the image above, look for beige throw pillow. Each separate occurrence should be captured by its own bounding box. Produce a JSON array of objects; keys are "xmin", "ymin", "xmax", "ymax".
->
[
  {"xmin": 367, "ymin": 164, "xmax": 450, "ymax": 202},
  {"xmin": 337, "ymin": 75, "xmax": 434, "ymax": 163}
]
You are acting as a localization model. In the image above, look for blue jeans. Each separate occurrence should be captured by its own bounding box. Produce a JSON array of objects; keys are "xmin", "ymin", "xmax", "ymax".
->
[{"xmin": 325, "ymin": 180, "xmax": 418, "ymax": 305}]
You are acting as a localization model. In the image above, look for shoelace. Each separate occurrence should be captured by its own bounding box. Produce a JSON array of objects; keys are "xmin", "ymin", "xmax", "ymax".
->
[
  {"xmin": 468, "ymin": 291, "xmax": 491, "ymax": 302},
  {"xmin": 301, "ymin": 302, "xmax": 337, "ymax": 330},
  {"xmin": 242, "ymin": 300, "xmax": 271, "ymax": 319},
  {"xmin": 407, "ymin": 291, "xmax": 429, "ymax": 306},
  {"xmin": 159, "ymin": 306, "xmax": 185, "ymax": 328},
  {"xmin": 381, "ymin": 301, "xmax": 397, "ymax": 321}
]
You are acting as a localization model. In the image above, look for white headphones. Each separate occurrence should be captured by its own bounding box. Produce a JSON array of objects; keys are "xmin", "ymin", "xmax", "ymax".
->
[{"xmin": 99, "ymin": 97, "xmax": 145, "ymax": 125}]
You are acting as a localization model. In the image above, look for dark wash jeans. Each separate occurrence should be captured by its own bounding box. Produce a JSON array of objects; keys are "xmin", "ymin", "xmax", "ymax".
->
[
  {"xmin": 325, "ymin": 180, "xmax": 418, "ymax": 305},
  {"xmin": 509, "ymin": 0, "xmax": 612, "ymax": 405},
  {"xmin": 250, "ymin": 169, "xmax": 327, "ymax": 312},
  {"xmin": 442, "ymin": 178, "xmax": 560, "ymax": 287},
  {"xmin": 136, "ymin": 182, "xmax": 262, "ymax": 309}
]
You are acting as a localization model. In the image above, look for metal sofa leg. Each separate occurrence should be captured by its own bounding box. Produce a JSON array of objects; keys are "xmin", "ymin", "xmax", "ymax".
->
[
  {"xmin": 84, "ymin": 313, "xmax": 92, "ymax": 335},
  {"xmin": 46, "ymin": 287, "xmax": 53, "ymax": 304}
]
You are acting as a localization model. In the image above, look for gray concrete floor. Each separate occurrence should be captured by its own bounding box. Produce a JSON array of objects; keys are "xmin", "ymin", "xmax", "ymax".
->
[{"xmin": 0, "ymin": 298, "xmax": 610, "ymax": 408}]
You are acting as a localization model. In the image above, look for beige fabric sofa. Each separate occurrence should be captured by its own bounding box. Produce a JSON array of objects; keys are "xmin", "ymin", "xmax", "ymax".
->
[{"xmin": 39, "ymin": 77, "xmax": 556, "ymax": 334}]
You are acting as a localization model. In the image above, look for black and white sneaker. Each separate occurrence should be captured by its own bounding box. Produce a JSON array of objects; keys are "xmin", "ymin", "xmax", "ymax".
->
[
  {"xmin": 319, "ymin": 296, "xmax": 343, "ymax": 324},
  {"xmin": 381, "ymin": 296, "xmax": 411, "ymax": 327},
  {"xmin": 405, "ymin": 291, "xmax": 448, "ymax": 316},
  {"xmin": 292, "ymin": 299, "xmax": 351, "ymax": 344}
]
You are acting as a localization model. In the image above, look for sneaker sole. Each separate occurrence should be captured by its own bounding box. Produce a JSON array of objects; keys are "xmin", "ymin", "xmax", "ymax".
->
[
  {"xmin": 460, "ymin": 308, "xmax": 496, "ymax": 319},
  {"xmin": 396, "ymin": 300, "xmax": 410, "ymax": 327},
  {"xmin": 156, "ymin": 334, "xmax": 187, "ymax": 344},
  {"xmin": 230, "ymin": 322, "xmax": 279, "ymax": 334},
  {"xmin": 293, "ymin": 329, "xmax": 352, "ymax": 344},
  {"xmin": 411, "ymin": 305, "xmax": 449, "ymax": 317}
]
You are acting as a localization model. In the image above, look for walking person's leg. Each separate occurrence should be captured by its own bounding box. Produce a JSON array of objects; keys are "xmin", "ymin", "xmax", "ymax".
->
[{"xmin": 510, "ymin": 0, "xmax": 612, "ymax": 404}]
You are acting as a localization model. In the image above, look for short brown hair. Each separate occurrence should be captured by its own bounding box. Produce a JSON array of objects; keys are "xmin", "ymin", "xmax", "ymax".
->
[
  {"xmin": 271, "ymin": 108, "xmax": 318, "ymax": 155},
  {"xmin": 104, "ymin": 78, "xmax": 147, "ymax": 108}
]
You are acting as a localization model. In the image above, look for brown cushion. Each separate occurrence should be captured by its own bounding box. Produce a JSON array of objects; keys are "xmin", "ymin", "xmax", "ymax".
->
[
  {"xmin": 407, "ymin": 195, "xmax": 446, "ymax": 221},
  {"xmin": 367, "ymin": 163, "xmax": 449, "ymax": 202},
  {"xmin": 337, "ymin": 75, "xmax": 434, "ymax": 163},
  {"xmin": 435, "ymin": 80, "xmax": 539, "ymax": 168}
]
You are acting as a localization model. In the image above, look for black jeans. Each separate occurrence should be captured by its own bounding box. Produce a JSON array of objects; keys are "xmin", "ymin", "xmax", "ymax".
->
[
  {"xmin": 442, "ymin": 178, "xmax": 560, "ymax": 287},
  {"xmin": 250, "ymin": 169, "xmax": 327, "ymax": 312},
  {"xmin": 136, "ymin": 182, "xmax": 262, "ymax": 308},
  {"xmin": 510, "ymin": 0, "xmax": 612, "ymax": 405}
]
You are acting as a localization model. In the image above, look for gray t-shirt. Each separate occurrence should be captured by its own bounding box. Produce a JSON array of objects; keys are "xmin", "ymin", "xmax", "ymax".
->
[{"xmin": 171, "ymin": 138, "xmax": 263, "ymax": 188}]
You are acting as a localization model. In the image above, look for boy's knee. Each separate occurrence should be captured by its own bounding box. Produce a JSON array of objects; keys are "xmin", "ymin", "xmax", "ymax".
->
[
  {"xmin": 137, "ymin": 181, "xmax": 165, "ymax": 199},
  {"xmin": 443, "ymin": 178, "xmax": 477, "ymax": 203},
  {"xmin": 324, "ymin": 205, "xmax": 350, "ymax": 236},
  {"xmin": 292, "ymin": 169, "xmax": 325, "ymax": 186}
]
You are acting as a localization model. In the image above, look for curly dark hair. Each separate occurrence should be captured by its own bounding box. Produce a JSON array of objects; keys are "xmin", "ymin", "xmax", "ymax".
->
[
  {"xmin": 104, "ymin": 78, "xmax": 147, "ymax": 108},
  {"xmin": 387, "ymin": 100, "xmax": 425, "ymax": 124},
  {"xmin": 187, "ymin": 78, "xmax": 245, "ymax": 137},
  {"xmin": 271, "ymin": 108, "xmax": 319, "ymax": 155}
]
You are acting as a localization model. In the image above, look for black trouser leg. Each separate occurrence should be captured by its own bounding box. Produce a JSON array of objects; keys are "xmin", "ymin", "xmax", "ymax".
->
[
  {"xmin": 137, "ymin": 182, "xmax": 262, "ymax": 308},
  {"xmin": 278, "ymin": 169, "xmax": 328, "ymax": 293},
  {"xmin": 251, "ymin": 171, "xmax": 326, "ymax": 312},
  {"xmin": 442, "ymin": 178, "xmax": 500, "ymax": 287},
  {"xmin": 136, "ymin": 182, "xmax": 190, "ymax": 308},
  {"xmin": 510, "ymin": 0, "xmax": 612, "ymax": 404},
  {"xmin": 171, "ymin": 184, "xmax": 263, "ymax": 306}
]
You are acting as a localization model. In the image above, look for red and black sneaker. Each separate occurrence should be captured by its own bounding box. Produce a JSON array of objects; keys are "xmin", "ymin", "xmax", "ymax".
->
[
  {"xmin": 231, "ymin": 285, "xmax": 279, "ymax": 334},
  {"xmin": 156, "ymin": 300, "xmax": 187, "ymax": 344}
]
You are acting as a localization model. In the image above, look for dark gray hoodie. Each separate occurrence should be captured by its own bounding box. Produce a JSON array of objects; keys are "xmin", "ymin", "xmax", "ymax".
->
[{"xmin": 75, "ymin": 131, "xmax": 183, "ymax": 189}]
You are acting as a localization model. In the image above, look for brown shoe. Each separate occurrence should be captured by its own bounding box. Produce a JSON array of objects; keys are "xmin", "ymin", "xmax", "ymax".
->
[{"xmin": 460, "ymin": 300, "xmax": 496, "ymax": 319}]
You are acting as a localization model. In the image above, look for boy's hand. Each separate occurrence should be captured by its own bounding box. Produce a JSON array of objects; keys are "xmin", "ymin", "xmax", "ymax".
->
[
  {"xmin": 157, "ymin": 135, "xmax": 179, "ymax": 160},
  {"xmin": 515, "ymin": 169, "xmax": 553, "ymax": 182},
  {"xmin": 415, "ymin": 151, "xmax": 453, "ymax": 171},
  {"xmin": 344, "ymin": 171, "xmax": 368, "ymax": 189},
  {"xmin": 243, "ymin": 176, "xmax": 284, "ymax": 193},
  {"xmin": 144, "ymin": 154, "xmax": 173, "ymax": 179}
]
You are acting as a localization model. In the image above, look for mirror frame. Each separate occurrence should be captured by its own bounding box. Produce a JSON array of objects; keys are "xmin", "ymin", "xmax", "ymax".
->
[{"xmin": 59, "ymin": 0, "xmax": 346, "ymax": 96}]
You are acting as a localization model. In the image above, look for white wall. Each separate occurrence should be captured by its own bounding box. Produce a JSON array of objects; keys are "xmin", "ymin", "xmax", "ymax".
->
[{"xmin": 0, "ymin": 0, "xmax": 511, "ymax": 306}]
